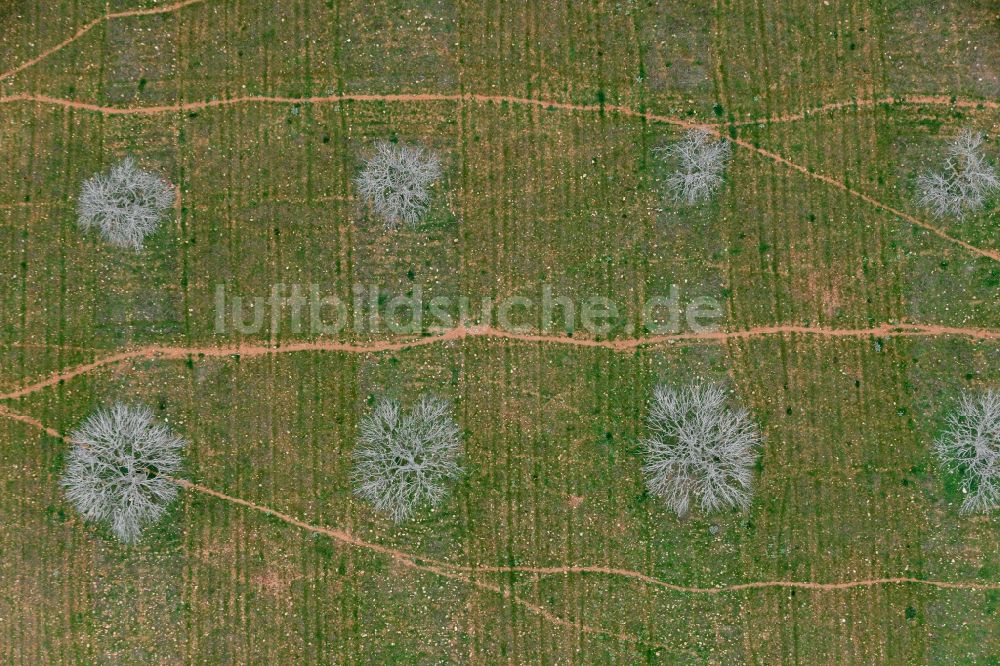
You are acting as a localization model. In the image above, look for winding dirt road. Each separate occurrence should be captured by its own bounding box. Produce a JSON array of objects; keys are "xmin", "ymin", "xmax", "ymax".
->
[
  {"xmin": 725, "ymin": 95, "xmax": 1000, "ymax": 127},
  {"xmin": 2, "ymin": 323, "xmax": 998, "ymax": 402},
  {"xmin": 3, "ymin": 404, "xmax": 997, "ymax": 599},
  {"xmin": 2, "ymin": 89, "xmax": 995, "ymax": 263},
  {"xmin": 0, "ymin": 0, "xmax": 209, "ymax": 84},
  {"xmin": 4, "ymin": 0, "xmax": 1000, "ymax": 655}
]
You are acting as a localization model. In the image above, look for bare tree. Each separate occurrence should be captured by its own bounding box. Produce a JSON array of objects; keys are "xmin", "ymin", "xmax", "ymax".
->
[
  {"xmin": 641, "ymin": 384, "xmax": 761, "ymax": 517},
  {"xmin": 352, "ymin": 394, "xmax": 462, "ymax": 522},
  {"xmin": 656, "ymin": 128, "xmax": 732, "ymax": 205},
  {"xmin": 62, "ymin": 403, "xmax": 186, "ymax": 543},
  {"xmin": 78, "ymin": 156, "xmax": 175, "ymax": 251},
  {"xmin": 934, "ymin": 389, "xmax": 1000, "ymax": 514},
  {"xmin": 355, "ymin": 140, "xmax": 442, "ymax": 226},
  {"xmin": 917, "ymin": 128, "xmax": 999, "ymax": 218}
]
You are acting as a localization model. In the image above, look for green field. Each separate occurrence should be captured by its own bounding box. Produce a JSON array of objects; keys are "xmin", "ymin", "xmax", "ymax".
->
[{"xmin": 1, "ymin": 0, "xmax": 998, "ymax": 663}]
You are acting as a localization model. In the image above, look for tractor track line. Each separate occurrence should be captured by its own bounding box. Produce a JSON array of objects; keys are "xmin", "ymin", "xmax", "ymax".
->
[
  {"xmin": 171, "ymin": 479, "xmax": 685, "ymax": 654},
  {"xmin": 0, "ymin": 0, "xmax": 208, "ymax": 84},
  {"xmin": 3, "ymin": 2, "xmax": 997, "ymax": 650},
  {"xmin": 2, "ymin": 323, "xmax": 999, "ymax": 402},
  {"xmin": 462, "ymin": 565, "xmax": 1000, "ymax": 593},
  {"xmin": 725, "ymin": 134, "xmax": 1000, "ymax": 262},
  {"xmin": 3, "ymin": 405, "xmax": 999, "ymax": 598},
  {"xmin": 1, "ymin": 91, "xmax": 993, "ymax": 262},
  {"xmin": 3, "ymin": 0, "xmax": 994, "ymax": 128},
  {"xmin": 0, "ymin": 406, "xmax": 678, "ymax": 653},
  {"xmin": 0, "ymin": 405, "xmax": 1000, "ymax": 608},
  {"xmin": 0, "ymin": 404, "xmax": 66, "ymax": 439},
  {"xmin": 1, "ymin": 0, "xmax": 994, "ymax": 263},
  {"xmin": 0, "ymin": 91, "xmax": 702, "ymax": 126},
  {"xmin": 724, "ymin": 94, "xmax": 1000, "ymax": 127}
]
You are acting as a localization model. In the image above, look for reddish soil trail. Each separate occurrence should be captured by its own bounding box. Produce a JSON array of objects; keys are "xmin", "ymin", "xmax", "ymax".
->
[
  {"xmin": 1, "ymin": 90, "xmax": 993, "ymax": 262},
  {"xmin": 6, "ymin": 341, "xmax": 106, "ymax": 353},
  {"xmin": 4, "ymin": 4, "xmax": 997, "ymax": 650},
  {"xmin": 2, "ymin": 323, "xmax": 998, "ymax": 402},
  {"xmin": 1, "ymin": 349, "xmax": 153, "ymax": 401},
  {"xmin": 4, "ymin": 0, "xmax": 993, "ymax": 128},
  {"xmin": 723, "ymin": 135, "xmax": 1000, "ymax": 262},
  {"xmin": 0, "ymin": 91, "xmax": 700, "ymax": 128},
  {"xmin": 725, "ymin": 94, "xmax": 1000, "ymax": 127},
  {"xmin": 173, "ymin": 479, "xmax": 683, "ymax": 654},
  {"xmin": 0, "ymin": 404, "xmax": 67, "ymax": 440},
  {"xmin": 462, "ymin": 565, "xmax": 1000, "ymax": 593},
  {"xmin": 3, "ymin": 405, "xmax": 998, "ymax": 599},
  {"xmin": 0, "ymin": 399, "xmax": 672, "ymax": 652},
  {"xmin": 0, "ymin": 0, "xmax": 994, "ymax": 264},
  {"xmin": 0, "ymin": 0, "xmax": 208, "ymax": 84}
]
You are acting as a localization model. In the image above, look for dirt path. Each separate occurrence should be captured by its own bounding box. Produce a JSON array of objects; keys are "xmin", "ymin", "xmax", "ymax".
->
[
  {"xmin": 2, "ymin": 90, "xmax": 994, "ymax": 262},
  {"xmin": 3, "ymin": 403, "xmax": 998, "ymax": 599},
  {"xmin": 725, "ymin": 94, "xmax": 1000, "ymax": 127},
  {"xmin": 0, "ymin": 323, "xmax": 992, "ymax": 401},
  {"xmin": 0, "ymin": 402, "xmax": 675, "ymax": 654},
  {"xmin": 0, "ymin": 0, "xmax": 208, "ymax": 84},
  {"xmin": 0, "ymin": 91, "xmax": 698, "ymax": 127},
  {"xmin": 2, "ymin": 323, "xmax": 998, "ymax": 402},
  {"xmin": 4, "ymin": 4, "xmax": 997, "ymax": 653},
  {"xmin": 172, "ymin": 479, "xmax": 688, "ymax": 654},
  {"xmin": 5, "ymin": 0, "xmax": 995, "ymax": 125},
  {"xmin": 462, "ymin": 565, "xmax": 1000, "ymax": 593},
  {"xmin": 724, "ymin": 135, "xmax": 1000, "ymax": 262},
  {"xmin": 0, "ymin": 404, "xmax": 66, "ymax": 439},
  {"xmin": 2, "ymin": 0, "xmax": 996, "ymax": 265}
]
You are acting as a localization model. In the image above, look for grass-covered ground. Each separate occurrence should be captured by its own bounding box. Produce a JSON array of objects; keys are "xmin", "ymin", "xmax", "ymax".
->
[{"xmin": 0, "ymin": 0, "xmax": 998, "ymax": 663}]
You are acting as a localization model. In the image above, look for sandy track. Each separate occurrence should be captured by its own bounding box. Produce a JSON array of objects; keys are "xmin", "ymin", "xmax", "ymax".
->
[
  {"xmin": 0, "ymin": 91, "xmax": 697, "ymax": 128},
  {"xmin": 3, "ymin": 404, "xmax": 998, "ymax": 600},
  {"xmin": 1, "ymin": 90, "xmax": 994, "ymax": 262},
  {"xmin": 2, "ymin": 2, "xmax": 996, "ymax": 653},
  {"xmin": 0, "ymin": 0, "xmax": 208, "ymax": 84},
  {"xmin": 1, "ymin": 0, "xmax": 996, "ymax": 266},
  {"xmin": 4, "ymin": 0, "xmax": 996, "ymax": 127},
  {"xmin": 0, "ymin": 404, "xmax": 66, "ymax": 439},
  {"xmin": 464, "ymin": 565, "xmax": 1000, "ymax": 593},
  {"xmin": 2, "ymin": 323, "xmax": 998, "ymax": 402},
  {"xmin": 0, "ymin": 404, "xmax": 672, "ymax": 652},
  {"xmin": 173, "ymin": 479, "xmax": 686, "ymax": 654},
  {"xmin": 725, "ymin": 94, "xmax": 1000, "ymax": 127},
  {"xmin": 724, "ymin": 135, "xmax": 1000, "ymax": 262}
]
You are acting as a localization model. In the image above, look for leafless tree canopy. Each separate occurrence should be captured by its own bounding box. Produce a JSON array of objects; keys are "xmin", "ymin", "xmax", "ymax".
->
[
  {"xmin": 78, "ymin": 156, "xmax": 175, "ymax": 251},
  {"xmin": 917, "ymin": 129, "xmax": 999, "ymax": 218},
  {"xmin": 641, "ymin": 384, "xmax": 761, "ymax": 517},
  {"xmin": 656, "ymin": 128, "xmax": 732, "ymax": 205},
  {"xmin": 934, "ymin": 389, "xmax": 1000, "ymax": 514},
  {"xmin": 355, "ymin": 141, "xmax": 442, "ymax": 227},
  {"xmin": 62, "ymin": 403, "xmax": 186, "ymax": 543},
  {"xmin": 352, "ymin": 394, "xmax": 462, "ymax": 522}
]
